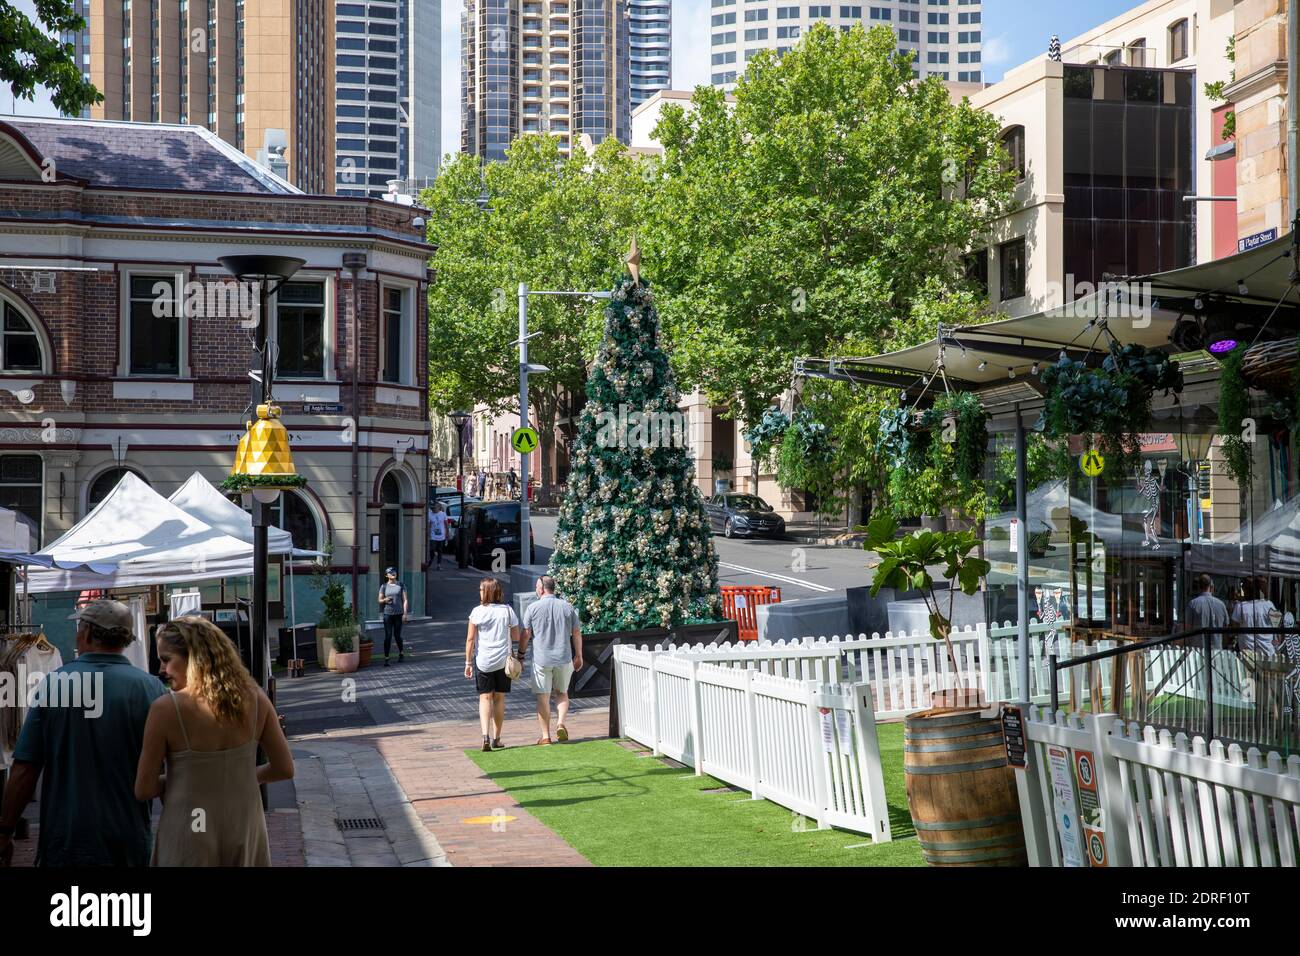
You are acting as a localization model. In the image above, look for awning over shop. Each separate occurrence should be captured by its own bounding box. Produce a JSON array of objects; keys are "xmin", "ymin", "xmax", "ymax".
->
[
  {"xmin": 23, "ymin": 472, "xmax": 256, "ymax": 593},
  {"xmin": 796, "ymin": 232, "xmax": 1300, "ymax": 405}
]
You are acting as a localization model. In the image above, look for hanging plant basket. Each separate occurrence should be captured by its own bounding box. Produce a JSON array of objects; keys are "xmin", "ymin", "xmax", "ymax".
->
[{"xmin": 1240, "ymin": 335, "xmax": 1298, "ymax": 394}]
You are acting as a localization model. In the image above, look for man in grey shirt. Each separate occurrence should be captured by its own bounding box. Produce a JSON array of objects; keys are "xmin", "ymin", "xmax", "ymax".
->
[
  {"xmin": 1185, "ymin": 574, "xmax": 1229, "ymax": 648},
  {"xmin": 519, "ymin": 576, "xmax": 583, "ymax": 744}
]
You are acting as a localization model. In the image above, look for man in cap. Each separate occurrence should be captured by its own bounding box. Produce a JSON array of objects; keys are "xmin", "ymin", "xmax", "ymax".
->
[{"xmin": 0, "ymin": 600, "xmax": 166, "ymax": 866}]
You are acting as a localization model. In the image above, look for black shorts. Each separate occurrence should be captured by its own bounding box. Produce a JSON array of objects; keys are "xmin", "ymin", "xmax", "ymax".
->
[{"xmin": 475, "ymin": 667, "xmax": 511, "ymax": 694}]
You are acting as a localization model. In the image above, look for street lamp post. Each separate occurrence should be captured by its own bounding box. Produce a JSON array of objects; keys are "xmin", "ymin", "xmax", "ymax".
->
[
  {"xmin": 449, "ymin": 410, "xmax": 471, "ymax": 566},
  {"xmin": 218, "ymin": 254, "xmax": 305, "ymax": 691},
  {"xmin": 514, "ymin": 285, "xmax": 611, "ymax": 566}
]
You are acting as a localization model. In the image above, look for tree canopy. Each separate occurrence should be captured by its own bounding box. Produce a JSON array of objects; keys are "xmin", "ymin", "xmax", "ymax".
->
[
  {"xmin": 421, "ymin": 135, "xmax": 649, "ymax": 496},
  {"xmin": 643, "ymin": 23, "xmax": 1015, "ymax": 427},
  {"xmin": 1, "ymin": 1, "xmax": 102, "ymax": 115}
]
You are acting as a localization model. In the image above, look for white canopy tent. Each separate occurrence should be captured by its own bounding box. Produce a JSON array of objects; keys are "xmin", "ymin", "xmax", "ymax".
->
[
  {"xmin": 167, "ymin": 472, "xmax": 296, "ymax": 556},
  {"xmin": 22, "ymin": 472, "xmax": 256, "ymax": 593}
]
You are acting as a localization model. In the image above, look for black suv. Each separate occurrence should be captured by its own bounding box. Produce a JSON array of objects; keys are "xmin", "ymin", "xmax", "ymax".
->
[{"xmin": 456, "ymin": 501, "xmax": 535, "ymax": 569}]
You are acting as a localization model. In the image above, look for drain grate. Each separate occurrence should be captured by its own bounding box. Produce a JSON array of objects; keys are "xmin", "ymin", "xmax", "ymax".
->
[{"xmin": 336, "ymin": 817, "xmax": 385, "ymax": 831}]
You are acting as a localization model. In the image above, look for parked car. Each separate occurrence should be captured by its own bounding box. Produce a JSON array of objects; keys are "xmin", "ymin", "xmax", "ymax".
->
[
  {"xmin": 704, "ymin": 493, "xmax": 787, "ymax": 539},
  {"xmin": 429, "ymin": 485, "xmax": 479, "ymax": 507},
  {"xmin": 455, "ymin": 500, "xmax": 535, "ymax": 569}
]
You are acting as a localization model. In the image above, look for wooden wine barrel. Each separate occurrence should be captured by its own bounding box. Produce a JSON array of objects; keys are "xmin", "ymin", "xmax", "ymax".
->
[{"xmin": 903, "ymin": 708, "xmax": 1027, "ymax": 867}]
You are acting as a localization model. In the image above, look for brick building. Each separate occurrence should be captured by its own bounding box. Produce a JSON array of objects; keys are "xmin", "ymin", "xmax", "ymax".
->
[{"xmin": 0, "ymin": 117, "xmax": 431, "ymax": 643}]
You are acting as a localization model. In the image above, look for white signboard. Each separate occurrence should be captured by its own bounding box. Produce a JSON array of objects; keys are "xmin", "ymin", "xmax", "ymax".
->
[
  {"xmin": 1048, "ymin": 745, "xmax": 1086, "ymax": 867},
  {"xmin": 1009, "ymin": 518, "xmax": 1020, "ymax": 554}
]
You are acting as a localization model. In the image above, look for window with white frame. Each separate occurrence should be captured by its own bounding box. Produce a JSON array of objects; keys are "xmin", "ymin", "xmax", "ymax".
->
[
  {"xmin": 275, "ymin": 281, "xmax": 327, "ymax": 378},
  {"xmin": 381, "ymin": 286, "xmax": 410, "ymax": 384},
  {"xmin": 2, "ymin": 300, "xmax": 44, "ymax": 372},
  {"xmin": 127, "ymin": 274, "xmax": 182, "ymax": 375}
]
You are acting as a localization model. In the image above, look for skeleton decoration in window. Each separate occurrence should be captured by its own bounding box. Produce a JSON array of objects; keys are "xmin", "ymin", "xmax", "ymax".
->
[
  {"xmin": 1137, "ymin": 459, "xmax": 1165, "ymax": 550},
  {"xmin": 1034, "ymin": 586, "xmax": 1061, "ymax": 656}
]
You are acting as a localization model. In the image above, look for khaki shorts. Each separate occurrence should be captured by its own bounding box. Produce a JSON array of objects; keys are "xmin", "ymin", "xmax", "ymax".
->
[{"xmin": 532, "ymin": 661, "xmax": 574, "ymax": 696}]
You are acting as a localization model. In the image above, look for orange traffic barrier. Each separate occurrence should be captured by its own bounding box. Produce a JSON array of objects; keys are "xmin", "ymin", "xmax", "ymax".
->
[{"xmin": 720, "ymin": 585, "xmax": 782, "ymax": 642}]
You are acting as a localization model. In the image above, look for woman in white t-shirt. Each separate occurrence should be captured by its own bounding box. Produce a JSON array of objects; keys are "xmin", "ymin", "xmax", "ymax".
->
[
  {"xmin": 1231, "ymin": 577, "xmax": 1278, "ymax": 657},
  {"xmin": 465, "ymin": 577, "xmax": 520, "ymax": 752}
]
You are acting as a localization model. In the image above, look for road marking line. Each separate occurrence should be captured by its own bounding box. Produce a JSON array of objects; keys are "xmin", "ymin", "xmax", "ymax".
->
[{"xmin": 717, "ymin": 562, "xmax": 834, "ymax": 593}]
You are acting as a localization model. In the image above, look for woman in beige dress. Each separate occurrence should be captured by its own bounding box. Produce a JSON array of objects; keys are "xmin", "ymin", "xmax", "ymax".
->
[{"xmin": 135, "ymin": 616, "xmax": 294, "ymax": 866}]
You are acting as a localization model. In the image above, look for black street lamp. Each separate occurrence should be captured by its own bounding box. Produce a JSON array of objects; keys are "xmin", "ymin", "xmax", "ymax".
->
[
  {"xmin": 448, "ymin": 410, "xmax": 471, "ymax": 568},
  {"xmin": 218, "ymin": 254, "xmax": 304, "ymax": 692}
]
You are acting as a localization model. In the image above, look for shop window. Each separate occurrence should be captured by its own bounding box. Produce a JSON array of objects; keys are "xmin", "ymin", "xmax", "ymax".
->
[
  {"xmin": 128, "ymin": 274, "xmax": 181, "ymax": 375},
  {"xmin": 998, "ymin": 238, "xmax": 1026, "ymax": 300},
  {"xmin": 2, "ymin": 301, "xmax": 44, "ymax": 372},
  {"xmin": 381, "ymin": 287, "xmax": 406, "ymax": 384},
  {"xmin": 1000, "ymin": 125, "xmax": 1025, "ymax": 182},
  {"xmin": 1168, "ymin": 19, "xmax": 1188, "ymax": 63},
  {"xmin": 275, "ymin": 281, "xmax": 326, "ymax": 378},
  {"xmin": 0, "ymin": 455, "xmax": 42, "ymax": 541}
]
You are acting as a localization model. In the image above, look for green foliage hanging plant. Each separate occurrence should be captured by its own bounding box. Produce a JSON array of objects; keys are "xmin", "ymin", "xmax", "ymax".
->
[
  {"xmin": 878, "ymin": 393, "xmax": 991, "ymax": 521},
  {"xmin": 1038, "ymin": 344, "xmax": 1183, "ymax": 478},
  {"xmin": 743, "ymin": 406, "xmax": 791, "ymax": 469},
  {"xmin": 776, "ymin": 408, "xmax": 837, "ymax": 492},
  {"xmin": 1218, "ymin": 349, "xmax": 1253, "ymax": 488}
]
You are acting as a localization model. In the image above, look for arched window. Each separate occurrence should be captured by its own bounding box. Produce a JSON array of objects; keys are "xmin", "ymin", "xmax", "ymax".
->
[
  {"xmin": 379, "ymin": 474, "xmax": 402, "ymax": 572},
  {"xmin": 88, "ymin": 468, "xmax": 149, "ymax": 511},
  {"xmin": 380, "ymin": 473, "xmax": 403, "ymax": 504},
  {"xmin": 1168, "ymin": 19, "xmax": 1189, "ymax": 63},
  {"xmin": 1126, "ymin": 38, "xmax": 1147, "ymax": 67},
  {"xmin": 1000, "ymin": 125, "xmax": 1025, "ymax": 182},
  {"xmin": 2, "ymin": 299, "xmax": 45, "ymax": 373},
  {"xmin": 1103, "ymin": 48, "xmax": 1122, "ymax": 66},
  {"xmin": 282, "ymin": 491, "xmax": 320, "ymax": 552}
]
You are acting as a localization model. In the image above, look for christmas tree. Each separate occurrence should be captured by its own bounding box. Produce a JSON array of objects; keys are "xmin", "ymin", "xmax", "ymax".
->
[{"xmin": 549, "ymin": 270, "xmax": 722, "ymax": 633}]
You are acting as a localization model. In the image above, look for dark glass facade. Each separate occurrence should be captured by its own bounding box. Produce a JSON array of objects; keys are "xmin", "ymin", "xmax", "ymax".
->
[{"xmin": 1062, "ymin": 64, "xmax": 1195, "ymax": 291}]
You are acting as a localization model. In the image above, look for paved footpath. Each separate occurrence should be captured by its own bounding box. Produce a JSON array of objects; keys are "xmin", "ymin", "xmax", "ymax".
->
[{"xmin": 10, "ymin": 563, "xmax": 607, "ymax": 868}]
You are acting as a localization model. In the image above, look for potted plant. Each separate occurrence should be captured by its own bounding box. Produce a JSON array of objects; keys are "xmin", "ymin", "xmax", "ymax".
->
[
  {"xmin": 329, "ymin": 629, "xmax": 359, "ymax": 674},
  {"xmin": 315, "ymin": 579, "xmax": 358, "ymax": 670},
  {"xmin": 864, "ymin": 514, "xmax": 1025, "ymax": 867},
  {"xmin": 711, "ymin": 453, "xmax": 734, "ymax": 494}
]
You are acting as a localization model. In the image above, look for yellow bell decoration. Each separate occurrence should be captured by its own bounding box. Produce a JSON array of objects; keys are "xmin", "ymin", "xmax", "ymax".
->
[{"xmin": 232, "ymin": 404, "xmax": 298, "ymax": 480}]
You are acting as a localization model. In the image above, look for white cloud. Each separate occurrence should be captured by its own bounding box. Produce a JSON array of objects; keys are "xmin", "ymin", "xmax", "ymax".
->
[{"xmin": 983, "ymin": 34, "xmax": 1012, "ymax": 66}]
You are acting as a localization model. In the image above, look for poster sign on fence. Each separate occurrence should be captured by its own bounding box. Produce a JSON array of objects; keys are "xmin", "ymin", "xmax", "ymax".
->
[
  {"xmin": 820, "ymin": 708, "xmax": 835, "ymax": 752},
  {"xmin": 1048, "ymin": 744, "xmax": 1086, "ymax": 867},
  {"xmin": 1000, "ymin": 704, "xmax": 1027, "ymax": 769},
  {"xmin": 1084, "ymin": 825, "xmax": 1108, "ymax": 867},
  {"xmin": 1073, "ymin": 749, "xmax": 1102, "ymax": 827}
]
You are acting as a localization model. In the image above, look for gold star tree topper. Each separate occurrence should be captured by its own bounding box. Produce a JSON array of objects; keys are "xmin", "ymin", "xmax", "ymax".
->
[{"xmin": 626, "ymin": 234, "xmax": 641, "ymax": 285}]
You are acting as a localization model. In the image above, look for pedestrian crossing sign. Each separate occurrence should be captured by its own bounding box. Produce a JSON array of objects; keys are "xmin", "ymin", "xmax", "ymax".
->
[
  {"xmin": 1080, "ymin": 449, "xmax": 1105, "ymax": 477},
  {"xmin": 511, "ymin": 426, "xmax": 539, "ymax": 454}
]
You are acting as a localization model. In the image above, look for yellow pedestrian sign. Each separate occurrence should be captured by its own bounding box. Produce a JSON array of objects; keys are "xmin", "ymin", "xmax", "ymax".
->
[
  {"xmin": 511, "ymin": 426, "xmax": 539, "ymax": 454},
  {"xmin": 1080, "ymin": 448, "xmax": 1105, "ymax": 477}
]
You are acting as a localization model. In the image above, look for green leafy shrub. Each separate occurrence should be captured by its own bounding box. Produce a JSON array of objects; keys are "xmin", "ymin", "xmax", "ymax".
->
[
  {"xmin": 319, "ymin": 579, "xmax": 357, "ymax": 631},
  {"xmin": 743, "ymin": 406, "xmax": 791, "ymax": 468},
  {"xmin": 1218, "ymin": 349, "xmax": 1253, "ymax": 488}
]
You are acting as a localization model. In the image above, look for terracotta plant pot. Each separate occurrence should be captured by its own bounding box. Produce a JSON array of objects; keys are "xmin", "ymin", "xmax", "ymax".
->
[
  {"xmin": 331, "ymin": 650, "xmax": 360, "ymax": 674},
  {"xmin": 359, "ymin": 640, "xmax": 374, "ymax": 669}
]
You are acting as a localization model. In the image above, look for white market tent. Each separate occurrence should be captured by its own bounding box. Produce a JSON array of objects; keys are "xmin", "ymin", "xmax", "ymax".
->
[
  {"xmin": 168, "ymin": 472, "xmax": 295, "ymax": 556},
  {"xmin": 23, "ymin": 472, "xmax": 256, "ymax": 593}
]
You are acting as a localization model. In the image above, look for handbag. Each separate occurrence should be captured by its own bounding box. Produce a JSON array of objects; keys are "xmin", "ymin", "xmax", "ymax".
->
[{"xmin": 505, "ymin": 653, "xmax": 523, "ymax": 680}]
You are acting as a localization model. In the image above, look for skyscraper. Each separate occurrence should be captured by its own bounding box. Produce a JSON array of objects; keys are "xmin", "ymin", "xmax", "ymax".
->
[
  {"xmin": 709, "ymin": 0, "xmax": 983, "ymax": 89},
  {"xmin": 73, "ymin": 0, "xmax": 336, "ymax": 193},
  {"xmin": 334, "ymin": 0, "xmax": 441, "ymax": 199},
  {"xmin": 628, "ymin": 0, "xmax": 671, "ymax": 109},
  {"xmin": 462, "ymin": 0, "xmax": 632, "ymax": 161}
]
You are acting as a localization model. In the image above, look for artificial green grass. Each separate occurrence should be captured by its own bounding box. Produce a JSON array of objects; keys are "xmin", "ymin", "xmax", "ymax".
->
[{"xmin": 467, "ymin": 722, "xmax": 922, "ymax": 867}]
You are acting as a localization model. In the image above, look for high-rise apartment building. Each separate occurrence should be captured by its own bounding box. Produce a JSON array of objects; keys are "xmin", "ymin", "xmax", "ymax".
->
[
  {"xmin": 709, "ymin": 0, "xmax": 983, "ymax": 89},
  {"xmin": 462, "ymin": 0, "xmax": 632, "ymax": 161},
  {"xmin": 334, "ymin": 0, "xmax": 441, "ymax": 199},
  {"xmin": 74, "ymin": 0, "xmax": 335, "ymax": 193},
  {"xmin": 629, "ymin": 0, "xmax": 671, "ymax": 109}
]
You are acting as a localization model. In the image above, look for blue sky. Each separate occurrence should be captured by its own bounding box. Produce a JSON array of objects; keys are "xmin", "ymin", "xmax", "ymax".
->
[{"xmin": 6, "ymin": 0, "xmax": 1140, "ymax": 163}]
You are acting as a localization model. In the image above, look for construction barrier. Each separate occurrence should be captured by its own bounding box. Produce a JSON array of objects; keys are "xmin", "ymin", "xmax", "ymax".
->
[{"xmin": 720, "ymin": 585, "xmax": 782, "ymax": 642}]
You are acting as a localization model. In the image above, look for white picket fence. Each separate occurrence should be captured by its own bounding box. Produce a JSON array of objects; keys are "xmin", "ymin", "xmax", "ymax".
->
[
  {"xmin": 614, "ymin": 644, "xmax": 893, "ymax": 840},
  {"xmin": 652, "ymin": 620, "xmax": 1058, "ymax": 720},
  {"xmin": 1017, "ymin": 706, "xmax": 1300, "ymax": 867}
]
